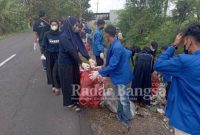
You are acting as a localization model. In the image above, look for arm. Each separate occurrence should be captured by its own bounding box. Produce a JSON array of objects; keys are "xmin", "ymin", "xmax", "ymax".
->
[
  {"xmin": 41, "ymin": 33, "xmax": 48, "ymax": 54},
  {"xmin": 33, "ymin": 22, "xmax": 38, "ymax": 43},
  {"xmin": 33, "ymin": 32, "xmax": 38, "ymax": 43},
  {"xmin": 68, "ymin": 50, "xmax": 82, "ymax": 64},
  {"xmin": 61, "ymin": 37, "xmax": 84, "ymax": 64},
  {"xmin": 154, "ymin": 47, "xmax": 183, "ymax": 77},
  {"xmin": 99, "ymin": 48, "xmax": 122, "ymax": 77}
]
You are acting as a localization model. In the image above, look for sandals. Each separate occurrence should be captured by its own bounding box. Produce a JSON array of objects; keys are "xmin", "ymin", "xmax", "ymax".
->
[
  {"xmin": 52, "ymin": 87, "xmax": 56, "ymax": 93},
  {"xmin": 54, "ymin": 89, "xmax": 61, "ymax": 95}
]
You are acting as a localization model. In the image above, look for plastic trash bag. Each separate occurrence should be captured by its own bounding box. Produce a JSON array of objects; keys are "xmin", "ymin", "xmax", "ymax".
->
[
  {"xmin": 79, "ymin": 69, "xmax": 104, "ymax": 108},
  {"xmin": 101, "ymin": 87, "xmax": 136, "ymax": 117}
]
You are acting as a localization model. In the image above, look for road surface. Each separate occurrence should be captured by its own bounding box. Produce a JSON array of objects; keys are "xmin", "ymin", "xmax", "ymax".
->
[{"xmin": 0, "ymin": 32, "xmax": 92, "ymax": 135}]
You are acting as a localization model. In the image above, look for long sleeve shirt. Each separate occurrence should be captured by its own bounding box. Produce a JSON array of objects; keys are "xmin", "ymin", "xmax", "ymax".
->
[
  {"xmin": 98, "ymin": 39, "xmax": 132, "ymax": 85},
  {"xmin": 93, "ymin": 28, "xmax": 104, "ymax": 56},
  {"xmin": 154, "ymin": 46, "xmax": 200, "ymax": 135}
]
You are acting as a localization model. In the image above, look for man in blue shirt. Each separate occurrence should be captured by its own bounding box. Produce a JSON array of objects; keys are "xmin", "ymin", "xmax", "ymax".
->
[
  {"xmin": 93, "ymin": 19, "xmax": 105, "ymax": 66},
  {"xmin": 90, "ymin": 25, "xmax": 133, "ymax": 129},
  {"xmin": 154, "ymin": 24, "xmax": 200, "ymax": 135}
]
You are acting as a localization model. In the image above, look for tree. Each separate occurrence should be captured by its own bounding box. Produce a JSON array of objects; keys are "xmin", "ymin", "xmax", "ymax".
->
[
  {"xmin": 0, "ymin": 0, "xmax": 28, "ymax": 35},
  {"xmin": 172, "ymin": 0, "xmax": 195, "ymax": 23},
  {"xmin": 0, "ymin": 0, "xmax": 92, "ymax": 35},
  {"xmin": 118, "ymin": 0, "xmax": 167, "ymax": 46},
  {"xmin": 118, "ymin": 0, "xmax": 199, "ymax": 48}
]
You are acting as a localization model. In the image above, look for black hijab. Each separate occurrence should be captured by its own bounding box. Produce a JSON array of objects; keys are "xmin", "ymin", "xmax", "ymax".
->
[{"xmin": 61, "ymin": 16, "xmax": 89, "ymax": 58}]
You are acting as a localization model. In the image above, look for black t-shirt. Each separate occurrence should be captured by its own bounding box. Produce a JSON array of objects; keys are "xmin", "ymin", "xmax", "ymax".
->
[
  {"xmin": 42, "ymin": 31, "xmax": 60, "ymax": 53},
  {"xmin": 33, "ymin": 19, "xmax": 50, "ymax": 44}
]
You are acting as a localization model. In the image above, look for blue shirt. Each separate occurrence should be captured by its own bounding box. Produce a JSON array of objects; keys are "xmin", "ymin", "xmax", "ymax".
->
[
  {"xmin": 163, "ymin": 74, "xmax": 172, "ymax": 83},
  {"xmin": 93, "ymin": 28, "xmax": 104, "ymax": 56},
  {"xmin": 154, "ymin": 47, "xmax": 200, "ymax": 134},
  {"xmin": 99, "ymin": 39, "xmax": 133, "ymax": 85},
  {"xmin": 42, "ymin": 31, "xmax": 60, "ymax": 53}
]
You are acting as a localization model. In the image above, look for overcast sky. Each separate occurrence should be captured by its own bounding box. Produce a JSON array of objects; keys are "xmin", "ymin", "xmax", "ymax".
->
[{"xmin": 89, "ymin": 0, "xmax": 126, "ymax": 13}]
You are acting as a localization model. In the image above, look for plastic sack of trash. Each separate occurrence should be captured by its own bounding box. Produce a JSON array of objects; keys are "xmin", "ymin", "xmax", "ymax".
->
[
  {"xmin": 79, "ymin": 69, "xmax": 104, "ymax": 108},
  {"xmin": 101, "ymin": 87, "xmax": 136, "ymax": 117},
  {"xmin": 101, "ymin": 88, "xmax": 118, "ymax": 113},
  {"xmin": 151, "ymin": 72, "xmax": 167, "ymax": 106},
  {"xmin": 151, "ymin": 72, "xmax": 160, "ymax": 96}
]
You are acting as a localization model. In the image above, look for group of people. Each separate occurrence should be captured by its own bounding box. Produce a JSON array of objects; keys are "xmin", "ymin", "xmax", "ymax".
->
[
  {"xmin": 33, "ymin": 10, "xmax": 200, "ymax": 135},
  {"xmin": 33, "ymin": 11, "xmax": 96, "ymax": 112}
]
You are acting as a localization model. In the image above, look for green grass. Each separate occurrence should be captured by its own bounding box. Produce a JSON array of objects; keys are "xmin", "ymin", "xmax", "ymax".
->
[
  {"xmin": 0, "ymin": 34, "xmax": 11, "ymax": 40},
  {"xmin": 0, "ymin": 29, "xmax": 31, "ymax": 40}
]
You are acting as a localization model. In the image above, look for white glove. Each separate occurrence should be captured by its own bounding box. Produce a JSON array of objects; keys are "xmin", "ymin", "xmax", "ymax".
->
[
  {"xmin": 100, "ymin": 53, "xmax": 104, "ymax": 60},
  {"xmin": 89, "ymin": 59, "xmax": 96, "ymax": 68},
  {"xmin": 82, "ymin": 63, "xmax": 90, "ymax": 70},
  {"xmin": 33, "ymin": 42, "xmax": 38, "ymax": 51},
  {"xmin": 89, "ymin": 71, "xmax": 100, "ymax": 80},
  {"xmin": 41, "ymin": 54, "xmax": 46, "ymax": 60}
]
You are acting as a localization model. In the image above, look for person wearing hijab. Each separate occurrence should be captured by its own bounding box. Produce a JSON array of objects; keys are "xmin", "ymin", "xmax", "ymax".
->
[
  {"xmin": 42, "ymin": 19, "xmax": 61, "ymax": 95},
  {"xmin": 131, "ymin": 47, "xmax": 154, "ymax": 107},
  {"xmin": 150, "ymin": 41, "xmax": 158, "ymax": 58},
  {"xmin": 128, "ymin": 45, "xmax": 141, "ymax": 65},
  {"xmin": 58, "ymin": 16, "xmax": 96, "ymax": 112}
]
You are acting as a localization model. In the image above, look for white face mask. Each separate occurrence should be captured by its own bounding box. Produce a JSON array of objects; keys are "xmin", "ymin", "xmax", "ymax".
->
[
  {"xmin": 72, "ymin": 25, "xmax": 79, "ymax": 33},
  {"xmin": 51, "ymin": 25, "xmax": 58, "ymax": 31}
]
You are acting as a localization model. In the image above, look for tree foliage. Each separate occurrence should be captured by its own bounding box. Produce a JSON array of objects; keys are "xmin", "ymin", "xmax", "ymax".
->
[
  {"xmin": 118, "ymin": 0, "xmax": 200, "ymax": 48},
  {"xmin": 0, "ymin": 0, "xmax": 92, "ymax": 35},
  {"xmin": 0, "ymin": 0, "xmax": 28, "ymax": 34}
]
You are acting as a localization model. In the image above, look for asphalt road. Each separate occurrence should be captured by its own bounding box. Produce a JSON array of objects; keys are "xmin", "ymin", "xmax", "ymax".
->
[{"xmin": 0, "ymin": 32, "xmax": 92, "ymax": 135}]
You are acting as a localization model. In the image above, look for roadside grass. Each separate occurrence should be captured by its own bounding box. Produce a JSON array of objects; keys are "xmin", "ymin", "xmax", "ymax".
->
[
  {"xmin": 0, "ymin": 29, "xmax": 31, "ymax": 40},
  {"xmin": 0, "ymin": 34, "xmax": 12, "ymax": 40}
]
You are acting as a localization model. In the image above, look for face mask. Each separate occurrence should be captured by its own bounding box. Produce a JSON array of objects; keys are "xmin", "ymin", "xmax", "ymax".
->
[
  {"xmin": 150, "ymin": 46, "xmax": 155, "ymax": 52},
  {"xmin": 184, "ymin": 45, "xmax": 189, "ymax": 54},
  {"xmin": 100, "ymin": 27, "xmax": 104, "ymax": 30},
  {"xmin": 51, "ymin": 25, "xmax": 58, "ymax": 31},
  {"xmin": 72, "ymin": 25, "xmax": 79, "ymax": 33}
]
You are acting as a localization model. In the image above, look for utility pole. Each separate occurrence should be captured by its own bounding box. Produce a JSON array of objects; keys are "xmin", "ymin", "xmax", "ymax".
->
[{"xmin": 96, "ymin": 0, "xmax": 99, "ymax": 13}]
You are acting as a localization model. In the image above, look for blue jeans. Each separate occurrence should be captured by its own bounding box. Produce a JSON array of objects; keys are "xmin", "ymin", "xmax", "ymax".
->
[{"xmin": 115, "ymin": 84, "xmax": 132, "ymax": 126}]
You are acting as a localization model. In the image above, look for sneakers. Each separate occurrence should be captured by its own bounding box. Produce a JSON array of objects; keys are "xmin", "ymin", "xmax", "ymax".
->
[
  {"xmin": 72, "ymin": 105, "xmax": 81, "ymax": 112},
  {"xmin": 64, "ymin": 104, "xmax": 81, "ymax": 112},
  {"xmin": 66, "ymin": 104, "xmax": 75, "ymax": 108}
]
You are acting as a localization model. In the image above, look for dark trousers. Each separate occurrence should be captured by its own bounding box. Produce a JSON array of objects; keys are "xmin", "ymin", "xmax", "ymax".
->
[
  {"xmin": 46, "ymin": 52, "xmax": 60, "ymax": 88},
  {"xmin": 59, "ymin": 63, "xmax": 80, "ymax": 106},
  {"xmin": 95, "ymin": 56, "xmax": 104, "ymax": 66}
]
